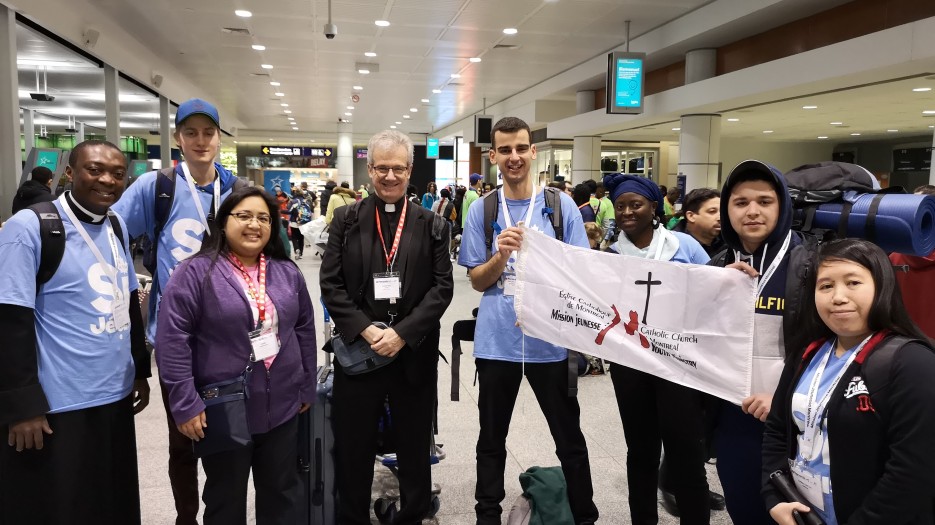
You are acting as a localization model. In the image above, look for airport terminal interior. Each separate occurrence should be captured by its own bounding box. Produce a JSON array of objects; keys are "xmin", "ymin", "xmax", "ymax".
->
[{"xmin": 7, "ymin": 0, "xmax": 935, "ymax": 523}]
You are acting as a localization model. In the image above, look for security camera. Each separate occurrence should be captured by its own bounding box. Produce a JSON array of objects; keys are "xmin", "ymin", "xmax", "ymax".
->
[{"xmin": 324, "ymin": 23, "xmax": 337, "ymax": 39}]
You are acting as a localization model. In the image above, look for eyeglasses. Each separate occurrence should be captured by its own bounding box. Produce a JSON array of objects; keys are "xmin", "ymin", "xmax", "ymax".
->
[
  {"xmin": 230, "ymin": 212, "xmax": 272, "ymax": 227},
  {"xmin": 370, "ymin": 165, "xmax": 410, "ymax": 175}
]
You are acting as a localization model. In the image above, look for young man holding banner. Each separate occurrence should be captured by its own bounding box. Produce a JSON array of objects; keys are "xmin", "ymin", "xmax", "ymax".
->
[
  {"xmin": 710, "ymin": 160, "xmax": 803, "ymax": 525},
  {"xmin": 458, "ymin": 117, "xmax": 599, "ymax": 525}
]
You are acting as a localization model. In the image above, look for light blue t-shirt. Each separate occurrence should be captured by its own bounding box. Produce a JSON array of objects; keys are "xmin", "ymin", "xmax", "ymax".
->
[
  {"xmin": 458, "ymin": 189, "xmax": 589, "ymax": 363},
  {"xmin": 112, "ymin": 163, "xmax": 237, "ymax": 343},
  {"xmin": 790, "ymin": 340, "xmax": 857, "ymax": 525},
  {"xmin": 0, "ymin": 196, "xmax": 137, "ymax": 413}
]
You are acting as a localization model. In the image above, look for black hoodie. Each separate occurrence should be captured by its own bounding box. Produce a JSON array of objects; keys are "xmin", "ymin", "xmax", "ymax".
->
[
  {"xmin": 11, "ymin": 179, "xmax": 54, "ymax": 215},
  {"xmin": 711, "ymin": 160, "xmax": 803, "ymax": 395}
]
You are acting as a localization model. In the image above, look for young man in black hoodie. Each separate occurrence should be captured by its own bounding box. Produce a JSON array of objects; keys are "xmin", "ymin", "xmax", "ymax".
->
[
  {"xmin": 11, "ymin": 166, "xmax": 55, "ymax": 215},
  {"xmin": 709, "ymin": 160, "xmax": 802, "ymax": 525}
]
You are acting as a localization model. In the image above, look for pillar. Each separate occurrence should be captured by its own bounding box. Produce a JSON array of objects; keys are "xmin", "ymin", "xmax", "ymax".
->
[
  {"xmin": 678, "ymin": 114, "xmax": 721, "ymax": 192},
  {"xmin": 572, "ymin": 136, "xmax": 601, "ymax": 184},
  {"xmin": 0, "ymin": 5, "xmax": 21, "ymax": 219},
  {"xmin": 337, "ymin": 121, "xmax": 353, "ymax": 186},
  {"xmin": 576, "ymin": 90, "xmax": 595, "ymax": 114},
  {"xmin": 685, "ymin": 49, "xmax": 717, "ymax": 84},
  {"xmin": 23, "ymin": 109, "xmax": 35, "ymax": 154},
  {"xmin": 159, "ymin": 95, "xmax": 171, "ymax": 168},
  {"xmin": 77, "ymin": 121, "xmax": 86, "ymax": 143},
  {"xmin": 104, "ymin": 65, "xmax": 120, "ymax": 146}
]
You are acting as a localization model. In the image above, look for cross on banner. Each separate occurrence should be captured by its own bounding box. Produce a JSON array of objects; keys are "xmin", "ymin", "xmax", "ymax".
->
[{"xmin": 635, "ymin": 271, "xmax": 662, "ymax": 324}]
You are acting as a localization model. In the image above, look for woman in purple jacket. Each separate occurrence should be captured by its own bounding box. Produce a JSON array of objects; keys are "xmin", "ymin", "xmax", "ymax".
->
[{"xmin": 156, "ymin": 186, "xmax": 316, "ymax": 524}]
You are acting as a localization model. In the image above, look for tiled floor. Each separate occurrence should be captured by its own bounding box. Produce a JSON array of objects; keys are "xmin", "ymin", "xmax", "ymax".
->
[{"xmin": 138, "ymin": 253, "xmax": 733, "ymax": 524}]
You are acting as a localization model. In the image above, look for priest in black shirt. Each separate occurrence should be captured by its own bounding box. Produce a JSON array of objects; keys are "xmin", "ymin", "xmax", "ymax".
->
[{"xmin": 320, "ymin": 130, "xmax": 454, "ymax": 525}]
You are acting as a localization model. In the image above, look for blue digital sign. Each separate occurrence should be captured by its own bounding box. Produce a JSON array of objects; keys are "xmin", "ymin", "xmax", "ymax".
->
[
  {"xmin": 426, "ymin": 137, "xmax": 439, "ymax": 159},
  {"xmin": 606, "ymin": 52, "xmax": 646, "ymax": 115}
]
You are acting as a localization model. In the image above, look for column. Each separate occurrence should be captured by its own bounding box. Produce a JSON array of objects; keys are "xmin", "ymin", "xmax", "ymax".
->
[
  {"xmin": 77, "ymin": 121, "xmax": 86, "ymax": 143},
  {"xmin": 337, "ymin": 121, "xmax": 353, "ymax": 186},
  {"xmin": 678, "ymin": 114, "xmax": 721, "ymax": 192},
  {"xmin": 104, "ymin": 65, "xmax": 120, "ymax": 145},
  {"xmin": 0, "ymin": 5, "xmax": 21, "ymax": 219},
  {"xmin": 571, "ymin": 136, "xmax": 601, "ymax": 184},
  {"xmin": 159, "ymin": 95, "xmax": 171, "ymax": 168},
  {"xmin": 23, "ymin": 109, "xmax": 35, "ymax": 154},
  {"xmin": 576, "ymin": 90, "xmax": 595, "ymax": 114},
  {"xmin": 685, "ymin": 49, "xmax": 717, "ymax": 84}
]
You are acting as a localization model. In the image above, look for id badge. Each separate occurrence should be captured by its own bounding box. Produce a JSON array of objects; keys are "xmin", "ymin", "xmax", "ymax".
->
[
  {"xmin": 788, "ymin": 460, "xmax": 825, "ymax": 511},
  {"xmin": 249, "ymin": 330, "xmax": 280, "ymax": 361},
  {"xmin": 503, "ymin": 274, "xmax": 517, "ymax": 297},
  {"xmin": 373, "ymin": 272, "xmax": 402, "ymax": 301},
  {"xmin": 112, "ymin": 294, "xmax": 131, "ymax": 331}
]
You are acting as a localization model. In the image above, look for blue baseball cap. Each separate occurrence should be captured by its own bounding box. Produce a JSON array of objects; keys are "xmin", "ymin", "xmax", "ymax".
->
[{"xmin": 175, "ymin": 98, "xmax": 220, "ymax": 128}]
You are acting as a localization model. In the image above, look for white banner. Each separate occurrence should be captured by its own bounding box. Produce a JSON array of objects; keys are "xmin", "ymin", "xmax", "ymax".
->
[{"xmin": 514, "ymin": 228, "xmax": 756, "ymax": 404}]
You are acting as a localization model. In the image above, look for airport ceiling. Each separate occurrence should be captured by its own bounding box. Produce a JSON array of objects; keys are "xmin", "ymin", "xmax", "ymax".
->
[{"xmin": 17, "ymin": 0, "xmax": 935, "ymax": 146}]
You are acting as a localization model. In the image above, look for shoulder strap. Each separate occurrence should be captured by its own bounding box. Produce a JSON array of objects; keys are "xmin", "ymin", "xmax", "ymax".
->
[
  {"xmin": 153, "ymin": 166, "xmax": 177, "ymax": 235},
  {"xmin": 543, "ymin": 187, "xmax": 563, "ymax": 242},
  {"xmin": 860, "ymin": 335, "xmax": 921, "ymax": 421},
  {"xmin": 106, "ymin": 212, "xmax": 126, "ymax": 251},
  {"xmin": 30, "ymin": 201, "xmax": 66, "ymax": 290},
  {"xmin": 482, "ymin": 191, "xmax": 500, "ymax": 260},
  {"xmin": 341, "ymin": 200, "xmax": 364, "ymax": 248}
]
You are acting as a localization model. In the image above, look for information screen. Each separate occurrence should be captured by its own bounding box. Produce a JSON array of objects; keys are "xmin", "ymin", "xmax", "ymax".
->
[
  {"xmin": 606, "ymin": 52, "xmax": 646, "ymax": 115},
  {"xmin": 426, "ymin": 138, "xmax": 439, "ymax": 159},
  {"xmin": 36, "ymin": 149, "xmax": 60, "ymax": 170}
]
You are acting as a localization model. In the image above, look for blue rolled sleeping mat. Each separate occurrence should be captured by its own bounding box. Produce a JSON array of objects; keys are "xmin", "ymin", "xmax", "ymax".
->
[{"xmin": 795, "ymin": 191, "xmax": 935, "ymax": 256}]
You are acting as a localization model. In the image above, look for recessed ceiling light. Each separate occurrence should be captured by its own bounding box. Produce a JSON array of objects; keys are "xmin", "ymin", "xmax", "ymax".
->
[
  {"xmin": 727, "ymin": 118, "xmax": 740, "ymax": 122},
  {"xmin": 913, "ymin": 87, "xmax": 932, "ymax": 92},
  {"xmin": 344, "ymin": 112, "xmax": 352, "ymax": 116},
  {"xmin": 450, "ymin": 73, "xmax": 461, "ymax": 79},
  {"xmin": 358, "ymin": 68, "xmax": 370, "ymax": 74},
  {"xmin": 421, "ymin": 98, "xmax": 430, "ymax": 103},
  {"xmin": 364, "ymin": 52, "xmax": 377, "ymax": 57},
  {"xmin": 470, "ymin": 57, "xmax": 482, "ymax": 63},
  {"xmin": 395, "ymin": 121, "xmax": 402, "ymax": 125},
  {"xmin": 503, "ymin": 28, "xmax": 518, "ymax": 35},
  {"xmin": 850, "ymin": 132, "xmax": 861, "ymax": 136},
  {"xmin": 930, "ymin": 125, "xmax": 935, "ymax": 128},
  {"xmin": 252, "ymin": 44, "xmax": 266, "ymax": 51},
  {"xmin": 280, "ymin": 103, "xmax": 289, "ymax": 107},
  {"xmin": 310, "ymin": 140, "xmax": 316, "ymax": 143},
  {"xmin": 233, "ymin": 140, "xmax": 238, "ymax": 144},
  {"xmin": 345, "ymin": 106, "xmax": 354, "ymax": 110},
  {"xmin": 887, "ymin": 129, "xmax": 899, "ymax": 132},
  {"xmin": 292, "ymin": 127, "xmax": 299, "ymax": 130},
  {"xmin": 375, "ymin": 20, "xmax": 390, "ymax": 27},
  {"xmin": 410, "ymin": 107, "xmax": 418, "ymax": 112},
  {"xmin": 802, "ymin": 105, "xmax": 818, "ymax": 109},
  {"xmin": 283, "ymin": 110, "xmax": 292, "ymax": 114},
  {"xmin": 288, "ymin": 117, "xmax": 295, "ymax": 121},
  {"xmin": 269, "ymin": 138, "xmax": 274, "ymax": 140},
  {"xmin": 235, "ymin": 9, "xmax": 252, "ymax": 17},
  {"xmin": 274, "ymin": 92, "xmax": 285, "ymax": 97},
  {"xmin": 817, "ymin": 136, "xmax": 829, "ymax": 139},
  {"xmin": 671, "ymin": 127, "xmax": 680, "ymax": 131},
  {"xmin": 261, "ymin": 64, "xmax": 273, "ymax": 69},
  {"xmin": 353, "ymin": 85, "xmax": 363, "ymax": 90},
  {"xmin": 390, "ymin": 125, "xmax": 397, "ymax": 129},
  {"xmin": 432, "ymin": 89, "xmax": 442, "ymax": 94},
  {"xmin": 270, "ymin": 81, "xmax": 281, "ymax": 86},
  {"xmin": 830, "ymin": 121, "xmax": 844, "ymax": 125},
  {"xmin": 763, "ymin": 130, "xmax": 774, "ymax": 134},
  {"xmin": 924, "ymin": 110, "xmax": 935, "ymax": 115},
  {"xmin": 403, "ymin": 115, "xmax": 411, "ymax": 119}
]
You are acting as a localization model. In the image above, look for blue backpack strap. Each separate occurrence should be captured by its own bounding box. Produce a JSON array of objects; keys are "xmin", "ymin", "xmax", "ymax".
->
[{"xmin": 29, "ymin": 201, "xmax": 66, "ymax": 291}]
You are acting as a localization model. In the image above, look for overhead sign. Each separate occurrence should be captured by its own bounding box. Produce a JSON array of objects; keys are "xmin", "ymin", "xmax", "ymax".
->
[
  {"xmin": 261, "ymin": 145, "xmax": 333, "ymax": 157},
  {"xmin": 426, "ymin": 137, "xmax": 439, "ymax": 159},
  {"xmin": 606, "ymin": 51, "xmax": 646, "ymax": 115}
]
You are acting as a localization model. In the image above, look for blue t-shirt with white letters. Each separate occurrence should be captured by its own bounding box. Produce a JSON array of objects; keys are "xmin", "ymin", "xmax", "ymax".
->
[
  {"xmin": 458, "ymin": 189, "xmax": 589, "ymax": 363},
  {"xmin": 112, "ymin": 162, "xmax": 238, "ymax": 343},
  {"xmin": 0, "ymin": 196, "xmax": 138, "ymax": 413}
]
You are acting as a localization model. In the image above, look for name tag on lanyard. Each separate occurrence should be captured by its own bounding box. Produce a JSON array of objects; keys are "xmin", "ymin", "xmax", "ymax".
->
[{"xmin": 373, "ymin": 272, "xmax": 402, "ymax": 301}]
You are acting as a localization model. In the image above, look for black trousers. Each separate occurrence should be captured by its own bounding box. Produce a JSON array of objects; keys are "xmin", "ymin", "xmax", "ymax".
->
[
  {"xmin": 291, "ymin": 229, "xmax": 305, "ymax": 255},
  {"xmin": 0, "ymin": 395, "xmax": 141, "ymax": 525},
  {"xmin": 160, "ymin": 379, "xmax": 200, "ymax": 525},
  {"xmin": 201, "ymin": 415, "xmax": 300, "ymax": 525},
  {"xmin": 610, "ymin": 363, "xmax": 710, "ymax": 525},
  {"xmin": 475, "ymin": 358, "xmax": 599, "ymax": 525},
  {"xmin": 332, "ymin": 356, "xmax": 437, "ymax": 525}
]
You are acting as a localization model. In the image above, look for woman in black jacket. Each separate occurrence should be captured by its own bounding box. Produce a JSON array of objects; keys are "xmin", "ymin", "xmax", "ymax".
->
[{"xmin": 762, "ymin": 239, "xmax": 935, "ymax": 525}]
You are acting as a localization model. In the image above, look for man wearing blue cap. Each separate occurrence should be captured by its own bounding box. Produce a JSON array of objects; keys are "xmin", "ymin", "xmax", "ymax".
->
[
  {"xmin": 113, "ymin": 98, "xmax": 245, "ymax": 525},
  {"xmin": 461, "ymin": 172, "xmax": 483, "ymax": 228}
]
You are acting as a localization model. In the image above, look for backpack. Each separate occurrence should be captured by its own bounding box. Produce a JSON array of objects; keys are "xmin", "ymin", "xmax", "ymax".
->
[
  {"xmin": 29, "ymin": 200, "xmax": 126, "ymax": 292},
  {"xmin": 142, "ymin": 167, "xmax": 247, "ymax": 276},
  {"xmin": 480, "ymin": 186, "xmax": 581, "ymax": 396}
]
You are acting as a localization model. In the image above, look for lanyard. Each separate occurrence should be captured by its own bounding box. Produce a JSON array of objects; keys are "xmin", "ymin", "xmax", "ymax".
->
[
  {"xmin": 59, "ymin": 195, "xmax": 126, "ymax": 301},
  {"xmin": 735, "ymin": 230, "xmax": 792, "ymax": 297},
  {"xmin": 180, "ymin": 162, "xmax": 221, "ymax": 235},
  {"xmin": 229, "ymin": 253, "xmax": 268, "ymax": 329},
  {"xmin": 498, "ymin": 184, "xmax": 537, "ymax": 229},
  {"xmin": 801, "ymin": 335, "xmax": 871, "ymax": 459},
  {"xmin": 375, "ymin": 199, "xmax": 408, "ymax": 270}
]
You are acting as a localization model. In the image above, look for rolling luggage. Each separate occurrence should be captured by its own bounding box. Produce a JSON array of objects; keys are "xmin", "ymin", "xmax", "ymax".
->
[{"xmin": 298, "ymin": 364, "xmax": 336, "ymax": 525}]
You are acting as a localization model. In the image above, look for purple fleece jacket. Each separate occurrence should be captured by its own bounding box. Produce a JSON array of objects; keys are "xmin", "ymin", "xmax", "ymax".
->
[{"xmin": 155, "ymin": 254, "xmax": 316, "ymax": 434}]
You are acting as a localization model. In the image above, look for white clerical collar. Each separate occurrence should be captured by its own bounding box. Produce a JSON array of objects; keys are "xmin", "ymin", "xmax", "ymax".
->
[
  {"xmin": 63, "ymin": 191, "xmax": 106, "ymax": 223},
  {"xmin": 385, "ymin": 203, "xmax": 396, "ymax": 212}
]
